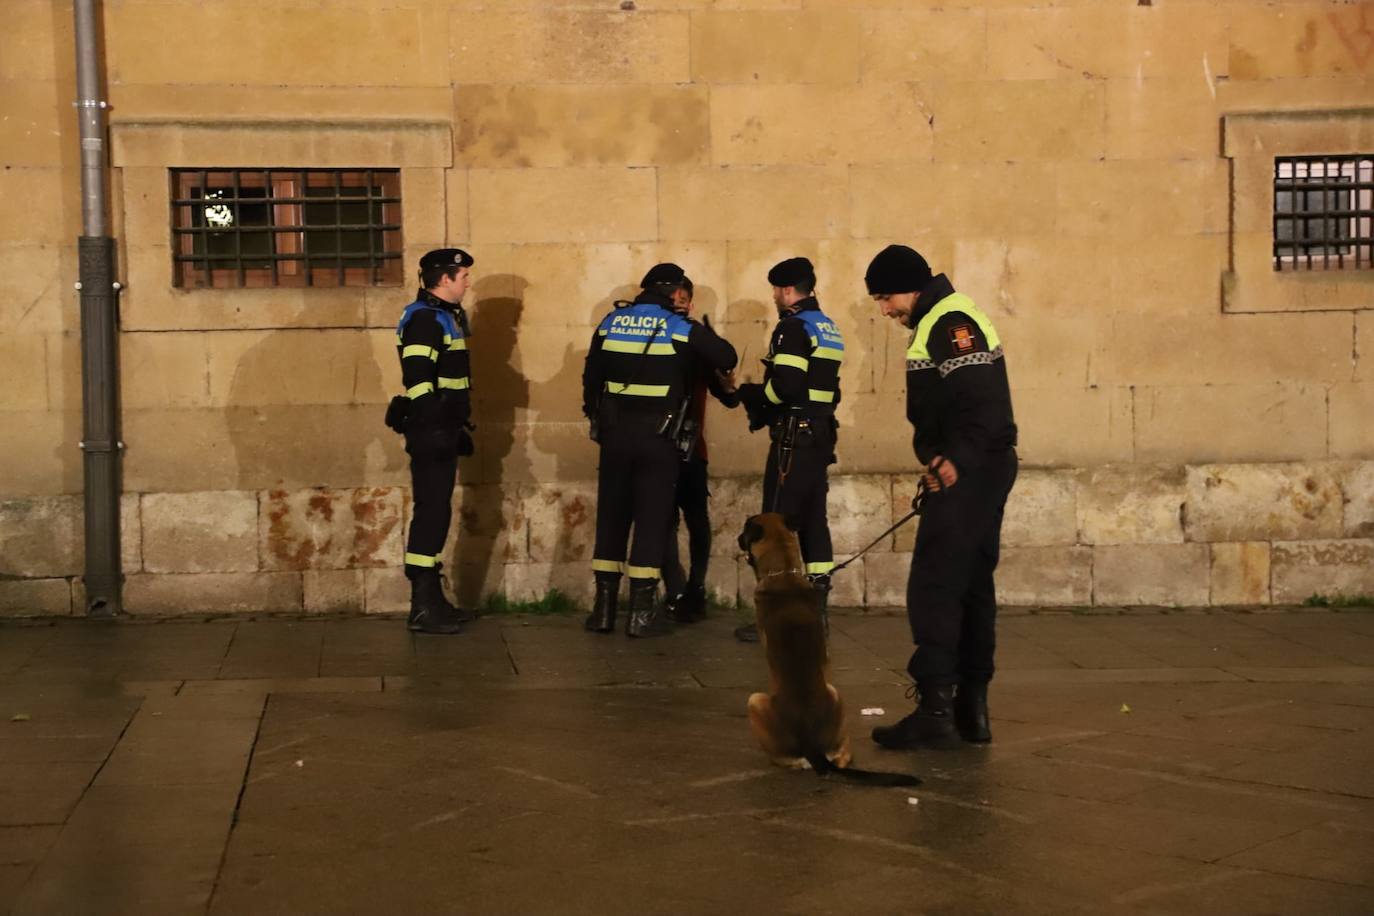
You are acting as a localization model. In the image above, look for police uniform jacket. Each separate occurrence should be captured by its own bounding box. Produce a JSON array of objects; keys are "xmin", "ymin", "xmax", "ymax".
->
[
  {"xmin": 905, "ymin": 274, "xmax": 1017, "ymax": 470},
  {"xmin": 396, "ymin": 288, "xmax": 472, "ymax": 428},
  {"xmin": 582, "ymin": 291, "xmax": 737, "ymax": 421},
  {"xmin": 740, "ymin": 297, "xmax": 845, "ymax": 421}
]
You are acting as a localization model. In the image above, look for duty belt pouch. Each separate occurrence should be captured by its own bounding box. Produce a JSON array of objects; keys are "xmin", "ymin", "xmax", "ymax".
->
[
  {"xmin": 384, "ymin": 395, "xmax": 410, "ymax": 434},
  {"xmin": 673, "ymin": 416, "xmax": 700, "ymax": 461}
]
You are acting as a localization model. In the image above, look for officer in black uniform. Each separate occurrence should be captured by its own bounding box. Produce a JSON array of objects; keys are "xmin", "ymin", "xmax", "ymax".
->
[
  {"xmin": 582, "ymin": 264, "xmax": 738, "ymax": 638},
  {"xmin": 392, "ymin": 248, "xmax": 477, "ymax": 635},
  {"xmin": 864, "ymin": 245, "xmax": 1019, "ymax": 749},
  {"xmin": 734, "ymin": 257, "xmax": 845, "ymax": 643},
  {"xmin": 661, "ymin": 279, "xmax": 740, "ymax": 623}
]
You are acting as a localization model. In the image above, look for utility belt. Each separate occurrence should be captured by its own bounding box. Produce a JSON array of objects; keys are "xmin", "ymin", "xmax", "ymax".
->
[
  {"xmin": 384, "ymin": 389, "xmax": 468, "ymax": 434},
  {"xmin": 597, "ymin": 394, "xmax": 698, "ymax": 461},
  {"xmin": 767, "ymin": 410, "xmax": 837, "ymax": 445}
]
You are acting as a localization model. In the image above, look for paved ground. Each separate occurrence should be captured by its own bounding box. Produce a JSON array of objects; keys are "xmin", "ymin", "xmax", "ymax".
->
[{"xmin": 1, "ymin": 607, "xmax": 1372, "ymax": 915}]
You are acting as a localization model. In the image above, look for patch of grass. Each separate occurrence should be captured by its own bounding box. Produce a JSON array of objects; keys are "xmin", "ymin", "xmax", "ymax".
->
[
  {"xmin": 479, "ymin": 589, "xmax": 582, "ymax": 616},
  {"xmin": 1303, "ymin": 593, "xmax": 1374, "ymax": 609}
]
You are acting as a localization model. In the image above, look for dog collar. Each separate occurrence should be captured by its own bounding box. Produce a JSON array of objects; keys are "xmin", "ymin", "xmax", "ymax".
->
[{"xmin": 759, "ymin": 568, "xmax": 806, "ymax": 580}]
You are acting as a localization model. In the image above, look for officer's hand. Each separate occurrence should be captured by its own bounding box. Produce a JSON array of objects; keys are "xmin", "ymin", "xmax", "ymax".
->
[{"xmin": 929, "ymin": 455, "xmax": 958, "ymax": 490}]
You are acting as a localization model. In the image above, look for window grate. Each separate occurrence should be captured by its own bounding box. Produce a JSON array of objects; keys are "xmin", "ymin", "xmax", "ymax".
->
[
  {"xmin": 1273, "ymin": 155, "xmax": 1374, "ymax": 271},
  {"xmin": 170, "ymin": 168, "xmax": 404, "ymax": 288}
]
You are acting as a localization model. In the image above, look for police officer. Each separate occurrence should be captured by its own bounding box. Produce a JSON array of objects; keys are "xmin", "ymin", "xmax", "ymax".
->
[
  {"xmin": 582, "ymin": 264, "xmax": 738, "ymax": 638},
  {"xmin": 661, "ymin": 279, "xmax": 740, "ymax": 623},
  {"xmin": 864, "ymin": 245, "xmax": 1018, "ymax": 749},
  {"xmin": 734, "ymin": 257, "xmax": 844, "ymax": 643},
  {"xmin": 393, "ymin": 248, "xmax": 477, "ymax": 635}
]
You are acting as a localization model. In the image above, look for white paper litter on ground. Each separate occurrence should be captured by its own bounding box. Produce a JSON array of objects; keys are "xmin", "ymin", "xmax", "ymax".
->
[{"xmin": 860, "ymin": 707, "xmax": 885, "ymax": 716}]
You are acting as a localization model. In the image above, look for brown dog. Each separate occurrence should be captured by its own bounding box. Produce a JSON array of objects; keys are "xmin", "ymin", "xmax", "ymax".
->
[{"xmin": 740, "ymin": 513, "xmax": 920, "ymax": 787}]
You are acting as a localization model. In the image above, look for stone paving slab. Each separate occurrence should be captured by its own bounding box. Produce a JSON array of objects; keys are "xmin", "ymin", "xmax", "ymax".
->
[{"xmin": 0, "ymin": 609, "xmax": 1370, "ymax": 914}]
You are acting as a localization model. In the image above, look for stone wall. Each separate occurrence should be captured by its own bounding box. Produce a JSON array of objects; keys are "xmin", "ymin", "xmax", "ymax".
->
[
  {"xmin": 4, "ymin": 461, "xmax": 1371, "ymax": 616},
  {"xmin": 2, "ymin": 1, "xmax": 1373, "ymax": 614}
]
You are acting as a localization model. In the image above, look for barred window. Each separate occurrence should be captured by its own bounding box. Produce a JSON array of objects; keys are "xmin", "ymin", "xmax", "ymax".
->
[
  {"xmin": 1273, "ymin": 155, "xmax": 1373, "ymax": 271},
  {"xmin": 170, "ymin": 169, "xmax": 403, "ymax": 288}
]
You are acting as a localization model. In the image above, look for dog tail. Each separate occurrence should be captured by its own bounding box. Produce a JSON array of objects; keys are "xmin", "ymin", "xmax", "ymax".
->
[{"xmin": 804, "ymin": 752, "xmax": 923, "ymax": 788}]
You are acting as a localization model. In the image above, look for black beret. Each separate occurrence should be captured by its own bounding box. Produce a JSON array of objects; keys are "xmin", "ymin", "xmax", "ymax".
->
[
  {"xmin": 640, "ymin": 262, "xmax": 689, "ymax": 289},
  {"xmin": 864, "ymin": 245, "xmax": 931, "ymax": 295},
  {"xmin": 419, "ymin": 248, "xmax": 474, "ymax": 271},
  {"xmin": 767, "ymin": 257, "xmax": 815, "ymax": 289}
]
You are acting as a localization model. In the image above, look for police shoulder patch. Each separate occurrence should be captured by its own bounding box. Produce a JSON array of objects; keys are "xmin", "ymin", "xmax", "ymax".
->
[{"xmin": 949, "ymin": 324, "xmax": 978, "ymax": 353}]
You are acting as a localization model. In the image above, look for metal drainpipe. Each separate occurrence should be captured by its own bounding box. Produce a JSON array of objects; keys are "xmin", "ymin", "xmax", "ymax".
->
[{"xmin": 73, "ymin": 0, "xmax": 121, "ymax": 616}]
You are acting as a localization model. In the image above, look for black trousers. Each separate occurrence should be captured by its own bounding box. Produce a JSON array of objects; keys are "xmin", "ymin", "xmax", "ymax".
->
[
  {"xmin": 906, "ymin": 448, "xmax": 1018, "ymax": 689},
  {"xmin": 761, "ymin": 420, "xmax": 834, "ymax": 575},
  {"xmin": 592, "ymin": 415, "xmax": 681, "ymax": 582},
  {"xmin": 663, "ymin": 455, "xmax": 711, "ymax": 596},
  {"xmin": 404, "ymin": 433, "xmax": 459, "ymax": 575}
]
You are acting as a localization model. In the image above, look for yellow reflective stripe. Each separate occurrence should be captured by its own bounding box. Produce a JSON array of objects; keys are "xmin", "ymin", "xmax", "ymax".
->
[
  {"xmin": 626, "ymin": 565, "xmax": 660, "ymax": 580},
  {"xmin": 907, "ymin": 293, "xmax": 1001, "ymax": 362},
  {"xmin": 808, "ymin": 389, "xmax": 836, "ymax": 403},
  {"xmin": 764, "ymin": 380, "xmax": 783, "ymax": 405},
  {"xmin": 671, "ymin": 333, "xmax": 690, "ymax": 343},
  {"xmin": 405, "ymin": 552, "xmax": 438, "ymax": 568},
  {"xmin": 449, "ymin": 338, "xmax": 467, "ymax": 351},
  {"xmin": 805, "ymin": 561, "xmax": 835, "ymax": 575},
  {"xmin": 605, "ymin": 382, "xmax": 671, "ymax": 397},
  {"xmin": 406, "ymin": 382, "xmax": 435, "ymax": 399},
  {"xmin": 402, "ymin": 344, "xmax": 438, "ymax": 361},
  {"xmin": 592, "ymin": 559, "xmax": 626, "ymax": 574},
  {"xmin": 813, "ymin": 346, "xmax": 844, "ymax": 362},
  {"xmin": 438, "ymin": 377, "xmax": 470, "ymax": 390},
  {"xmin": 601, "ymin": 340, "xmax": 677, "ymax": 355},
  {"xmin": 772, "ymin": 353, "xmax": 809, "ymax": 371}
]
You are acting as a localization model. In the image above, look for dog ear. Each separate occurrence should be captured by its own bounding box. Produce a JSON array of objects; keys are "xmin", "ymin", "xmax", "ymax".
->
[{"xmin": 737, "ymin": 517, "xmax": 764, "ymax": 554}]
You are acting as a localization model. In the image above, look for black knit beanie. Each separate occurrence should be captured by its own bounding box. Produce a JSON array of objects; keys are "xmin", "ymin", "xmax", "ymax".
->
[{"xmin": 864, "ymin": 245, "xmax": 931, "ymax": 295}]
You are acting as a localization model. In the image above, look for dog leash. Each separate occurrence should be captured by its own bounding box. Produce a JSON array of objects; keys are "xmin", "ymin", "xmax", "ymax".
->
[{"xmin": 830, "ymin": 476, "xmax": 929, "ymax": 575}]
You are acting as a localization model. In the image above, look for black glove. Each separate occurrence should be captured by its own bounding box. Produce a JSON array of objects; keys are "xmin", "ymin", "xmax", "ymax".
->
[{"xmin": 737, "ymin": 383, "xmax": 772, "ymax": 432}]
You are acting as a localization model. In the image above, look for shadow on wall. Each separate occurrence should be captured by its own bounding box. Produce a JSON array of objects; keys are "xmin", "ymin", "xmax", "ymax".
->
[
  {"xmin": 223, "ymin": 327, "xmax": 394, "ymax": 492},
  {"xmin": 451, "ymin": 274, "xmax": 528, "ymax": 606}
]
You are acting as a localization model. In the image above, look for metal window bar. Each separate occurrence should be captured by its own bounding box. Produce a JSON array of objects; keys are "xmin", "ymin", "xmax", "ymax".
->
[
  {"xmin": 1273, "ymin": 155, "xmax": 1374, "ymax": 272},
  {"xmin": 171, "ymin": 168, "xmax": 403, "ymax": 288}
]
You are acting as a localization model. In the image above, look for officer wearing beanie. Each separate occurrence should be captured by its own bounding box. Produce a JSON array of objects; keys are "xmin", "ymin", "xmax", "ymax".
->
[
  {"xmin": 392, "ymin": 248, "xmax": 478, "ymax": 635},
  {"xmin": 733, "ymin": 257, "xmax": 845, "ymax": 643},
  {"xmin": 582, "ymin": 264, "xmax": 738, "ymax": 638},
  {"xmin": 864, "ymin": 245, "xmax": 1018, "ymax": 749}
]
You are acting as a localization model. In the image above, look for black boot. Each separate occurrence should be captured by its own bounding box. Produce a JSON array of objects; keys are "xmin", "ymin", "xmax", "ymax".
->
[
  {"xmin": 872, "ymin": 685, "xmax": 959, "ymax": 750},
  {"xmin": 808, "ymin": 574, "xmax": 832, "ymax": 638},
  {"xmin": 435, "ymin": 563, "xmax": 475, "ymax": 623},
  {"xmin": 733, "ymin": 622, "xmax": 759, "ymax": 642},
  {"xmin": 954, "ymin": 681, "xmax": 992, "ymax": 744},
  {"xmin": 626, "ymin": 578, "xmax": 672, "ymax": 638},
  {"xmin": 584, "ymin": 572, "xmax": 620, "ymax": 634},
  {"xmin": 406, "ymin": 569, "xmax": 465, "ymax": 635},
  {"xmin": 667, "ymin": 582, "xmax": 707, "ymax": 623}
]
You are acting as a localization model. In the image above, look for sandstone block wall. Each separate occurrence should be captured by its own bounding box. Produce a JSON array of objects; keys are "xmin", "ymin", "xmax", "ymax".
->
[
  {"xmin": 3, "ymin": 461, "xmax": 1370, "ymax": 616},
  {"xmin": 2, "ymin": 1, "xmax": 1372, "ymax": 614}
]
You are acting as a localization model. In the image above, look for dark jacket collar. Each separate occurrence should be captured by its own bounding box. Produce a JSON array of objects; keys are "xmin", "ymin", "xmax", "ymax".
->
[
  {"xmin": 417, "ymin": 288, "xmax": 456, "ymax": 311},
  {"xmin": 909, "ymin": 274, "xmax": 955, "ymax": 329},
  {"xmin": 632, "ymin": 290, "xmax": 676, "ymax": 310},
  {"xmin": 781, "ymin": 295, "xmax": 819, "ymax": 319}
]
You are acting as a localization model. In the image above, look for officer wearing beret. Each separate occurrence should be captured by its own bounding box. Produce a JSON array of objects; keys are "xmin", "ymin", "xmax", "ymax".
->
[
  {"xmin": 392, "ymin": 248, "xmax": 477, "ymax": 635},
  {"xmin": 582, "ymin": 264, "xmax": 738, "ymax": 638},
  {"xmin": 734, "ymin": 257, "xmax": 845, "ymax": 643},
  {"xmin": 864, "ymin": 245, "xmax": 1019, "ymax": 749}
]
